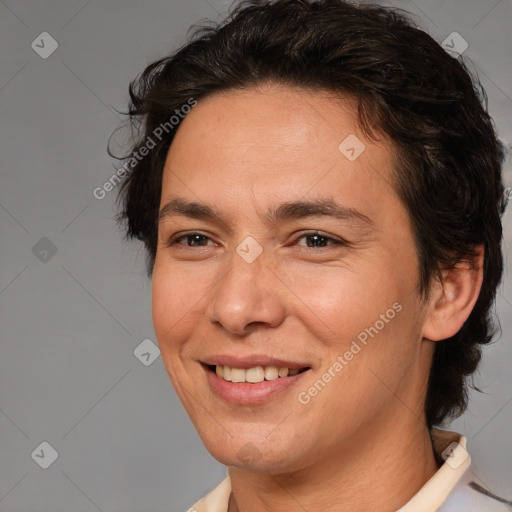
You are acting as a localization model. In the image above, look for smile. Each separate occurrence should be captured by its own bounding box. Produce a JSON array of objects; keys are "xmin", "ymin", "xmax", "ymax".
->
[
  {"xmin": 203, "ymin": 362, "xmax": 312, "ymax": 404},
  {"xmin": 211, "ymin": 365, "xmax": 310, "ymax": 383}
]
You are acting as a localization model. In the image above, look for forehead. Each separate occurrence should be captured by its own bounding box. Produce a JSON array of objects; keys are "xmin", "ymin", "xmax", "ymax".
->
[
  {"xmin": 160, "ymin": 84, "xmax": 398, "ymax": 224},
  {"xmin": 167, "ymin": 84, "xmax": 366, "ymax": 166}
]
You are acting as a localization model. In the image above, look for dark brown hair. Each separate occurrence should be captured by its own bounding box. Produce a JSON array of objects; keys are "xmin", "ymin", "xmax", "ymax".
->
[{"xmin": 114, "ymin": 0, "xmax": 507, "ymax": 428}]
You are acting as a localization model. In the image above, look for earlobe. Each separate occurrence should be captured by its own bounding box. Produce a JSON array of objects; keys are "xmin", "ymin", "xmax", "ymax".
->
[{"xmin": 422, "ymin": 246, "xmax": 484, "ymax": 342}]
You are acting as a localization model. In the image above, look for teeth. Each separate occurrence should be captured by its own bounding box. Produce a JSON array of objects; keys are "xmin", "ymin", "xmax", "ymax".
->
[
  {"xmin": 245, "ymin": 366, "xmax": 264, "ymax": 383},
  {"xmin": 278, "ymin": 367, "xmax": 289, "ymax": 378},
  {"xmin": 231, "ymin": 368, "xmax": 246, "ymax": 383},
  {"xmin": 213, "ymin": 365, "xmax": 305, "ymax": 383},
  {"xmin": 264, "ymin": 366, "xmax": 279, "ymax": 381}
]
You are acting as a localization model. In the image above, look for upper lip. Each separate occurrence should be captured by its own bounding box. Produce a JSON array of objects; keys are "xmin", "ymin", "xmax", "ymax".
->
[{"xmin": 202, "ymin": 355, "xmax": 311, "ymax": 370}]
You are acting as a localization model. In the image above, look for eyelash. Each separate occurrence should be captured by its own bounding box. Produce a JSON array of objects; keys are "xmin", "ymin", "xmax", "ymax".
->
[{"xmin": 166, "ymin": 231, "xmax": 346, "ymax": 250}]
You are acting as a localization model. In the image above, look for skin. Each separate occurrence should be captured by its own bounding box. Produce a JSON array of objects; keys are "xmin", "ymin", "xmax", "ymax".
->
[{"xmin": 151, "ymin": 83, "xmax": 483, "ymax": 512}]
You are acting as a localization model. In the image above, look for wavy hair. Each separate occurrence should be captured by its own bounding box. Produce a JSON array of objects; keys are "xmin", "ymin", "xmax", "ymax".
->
[{"xmin": 114, "ymin": 0, "xmax": 507, "ymax": 428}]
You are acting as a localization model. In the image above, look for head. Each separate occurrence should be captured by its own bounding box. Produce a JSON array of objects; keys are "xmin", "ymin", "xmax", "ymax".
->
[{"xmin": 115, "ymin": 0, "xmax": 506, "ymax": 471}]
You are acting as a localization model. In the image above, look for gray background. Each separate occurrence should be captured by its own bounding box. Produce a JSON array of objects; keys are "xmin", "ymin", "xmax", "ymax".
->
[{"xmin": 0, "ymin": 0, "xmax": 511, "ymax": 510}]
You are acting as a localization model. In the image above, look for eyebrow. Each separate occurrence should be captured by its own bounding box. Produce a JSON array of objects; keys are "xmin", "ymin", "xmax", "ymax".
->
[{"xmin": 158, "ymin": 197, "xmax": 373, "ymax": 229}]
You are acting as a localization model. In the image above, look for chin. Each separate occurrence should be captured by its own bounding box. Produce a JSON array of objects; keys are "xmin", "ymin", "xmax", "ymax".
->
[{"xmin": 202, "ymin": 433, "xmax": 304, "ymax": 473}]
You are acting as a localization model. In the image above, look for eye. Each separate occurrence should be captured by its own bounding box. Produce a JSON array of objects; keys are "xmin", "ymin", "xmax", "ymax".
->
[
  {"xmin": 165, "ymin": 230, "xmax": 346, "ymax": 250},
  {"xmin": 294, "ymin": 231, "xmax": 346, "ymax": 249},
  {"xmin": 167, "ymin": 232, "xmax": 216, "ymax": 248}
]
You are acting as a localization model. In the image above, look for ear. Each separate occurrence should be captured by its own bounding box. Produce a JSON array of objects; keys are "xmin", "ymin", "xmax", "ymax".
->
[{"xmin": 422, "ymin": 246, "xmax": 484, "ymax": 342}]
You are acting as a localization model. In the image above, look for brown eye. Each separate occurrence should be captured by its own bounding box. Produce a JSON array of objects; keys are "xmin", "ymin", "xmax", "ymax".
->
[
  {"xmin": 295, "ymin": 231, "xmax": 345, "ymax": 249},
  {"xmin": 168, "ymin": 232, "xmax": 215, "ymax": 247}
]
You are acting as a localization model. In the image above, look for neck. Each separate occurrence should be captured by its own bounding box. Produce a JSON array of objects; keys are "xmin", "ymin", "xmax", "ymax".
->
[{"xmin": 227, "ymin": 414, "xmax": 439, "ymax": 512}]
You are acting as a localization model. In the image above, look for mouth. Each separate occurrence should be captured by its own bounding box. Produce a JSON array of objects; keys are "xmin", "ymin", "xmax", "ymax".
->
[
  {"xmin": 201, "ymin": 362, "xmax": 312, "ymax": 405},
  {"xmin": 206, "ymin": 364, "xmax": 311, "ymax": 383}
]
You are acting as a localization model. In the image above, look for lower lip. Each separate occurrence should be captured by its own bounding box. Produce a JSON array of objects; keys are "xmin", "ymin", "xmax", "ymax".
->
[{"xmin": 204, "ymin": 365, "xmax": 310, "ymax": 405}]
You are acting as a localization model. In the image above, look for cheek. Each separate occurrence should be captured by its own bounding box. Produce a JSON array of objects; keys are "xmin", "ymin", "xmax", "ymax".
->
[
  {"xmin": 283, "ymin": 259, "xmax": 402, "ymax": 344},
  {"xmin": 151, "ymin": 269, "xmax": 172, "ymax": 338},
  {"xmin": 151, "ymin": 263, "xmax": 201, "ymax": 347}
]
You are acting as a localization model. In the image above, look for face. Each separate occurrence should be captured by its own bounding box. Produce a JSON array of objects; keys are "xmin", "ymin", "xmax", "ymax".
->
[{"xmin": 152, "ymin": 84, "xmax": 434, "ymax": 473}]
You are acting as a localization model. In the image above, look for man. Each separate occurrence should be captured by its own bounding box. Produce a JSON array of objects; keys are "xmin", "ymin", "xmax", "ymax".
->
[{"xmin": 115, "ymin": 0, "xmax": 509, "ymax": 510}]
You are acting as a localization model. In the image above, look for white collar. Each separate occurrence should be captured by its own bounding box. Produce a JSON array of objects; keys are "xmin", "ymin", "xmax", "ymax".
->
[{"xmin": 189, "ymin": 429, "xmax": 471, "ymax": 512}]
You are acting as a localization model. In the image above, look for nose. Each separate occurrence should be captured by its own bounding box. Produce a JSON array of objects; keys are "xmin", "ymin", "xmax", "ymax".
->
[{"xmin": 206, "ymin": 248, "xmax": 286, "ymax": 336}]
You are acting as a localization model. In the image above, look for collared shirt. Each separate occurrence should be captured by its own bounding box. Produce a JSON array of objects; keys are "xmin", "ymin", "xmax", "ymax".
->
[{"xmin": 188, "ymin": 429, "xmax": 509, "ymax": 512}]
